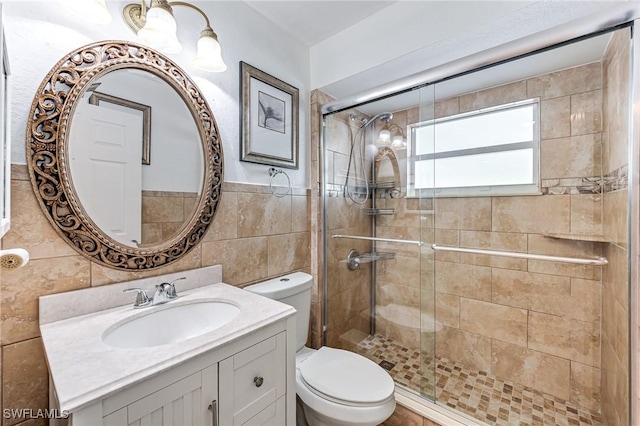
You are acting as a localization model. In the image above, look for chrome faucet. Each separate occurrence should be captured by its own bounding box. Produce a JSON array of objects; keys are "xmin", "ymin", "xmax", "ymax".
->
[
  {"xmin": 123, "ymin": 288, "xmax": 151, "ymax": 308},
  {"xmin": 163, "ymin": 277, "xmax": 184, "ymax": 299},
  {"xmin": 123, "ymin": 277, "xmax": 185, "ymax": 309}
]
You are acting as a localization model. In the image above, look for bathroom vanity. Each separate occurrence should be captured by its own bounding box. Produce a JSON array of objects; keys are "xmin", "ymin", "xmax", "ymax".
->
[{"xmin": 39, "ymin": 266, "xmax": 296, "ymax": 426}]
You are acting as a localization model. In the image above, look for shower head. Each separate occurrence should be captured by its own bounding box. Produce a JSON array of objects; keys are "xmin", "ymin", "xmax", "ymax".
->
[{"xmin": 360, "ymin": 112, "xmax": 393, "ymax": 128}]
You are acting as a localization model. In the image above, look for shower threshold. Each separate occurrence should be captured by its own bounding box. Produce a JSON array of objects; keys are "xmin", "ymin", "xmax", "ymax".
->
[{"xmin": 355, "ymin": 334, "xmax": 603, "ymax": 426}]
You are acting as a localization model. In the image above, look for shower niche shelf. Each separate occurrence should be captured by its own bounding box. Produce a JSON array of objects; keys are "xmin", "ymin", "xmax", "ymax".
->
[
  {"xmin": 368, "ymin": 181, "xmax": 396, "ymax": 190},
  {"xmin": 347, "ymin": 249, "xmax": 395, "ymax": 270},
  {"xmin": 543, "ymin": 233, "xmax": 610, "ymax": 243},
  {"xmin": 362, "ymin": 208, "xmax": 395, "ymax": 216},
  {"xmin": 369, "ymin": 181, "xmax": 401, "ymax": 198}
]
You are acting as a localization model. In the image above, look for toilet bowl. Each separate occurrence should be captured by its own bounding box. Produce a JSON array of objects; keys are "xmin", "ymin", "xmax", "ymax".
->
[
  {"xmin": 296, "ymin": 347, "xmax": 395, "ymax": 426},
  {"xmin": 245, "ymin": 273, "xmax": 396, "ymax": 426}
]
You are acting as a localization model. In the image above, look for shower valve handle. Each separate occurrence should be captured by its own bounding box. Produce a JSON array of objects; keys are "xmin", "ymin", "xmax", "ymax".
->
[{"xmin": 347, "ymin": 249, "xmax": 361, "ymax": 270}]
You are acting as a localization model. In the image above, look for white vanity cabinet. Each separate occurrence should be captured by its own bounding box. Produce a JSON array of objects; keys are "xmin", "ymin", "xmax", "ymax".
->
[
  {"xmin": 102, "ymin": 365, "xmax": 218, "ymax": 426},
  {"xmin": 65, "ymin": 321, "xmax": 292, "ymax": 426},
  {"xmin": 40, "ymin": 270, "xmax": 296, "ymax": 426}
]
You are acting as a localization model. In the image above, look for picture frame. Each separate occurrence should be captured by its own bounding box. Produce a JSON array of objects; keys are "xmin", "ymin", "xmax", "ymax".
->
[
  {"xmin": 88, "ymin": 91, "xmax": 152, "ymax": 165},
  {"xmin": 240, "ymin": 61, "xmax": 299, "ymax": 169}
]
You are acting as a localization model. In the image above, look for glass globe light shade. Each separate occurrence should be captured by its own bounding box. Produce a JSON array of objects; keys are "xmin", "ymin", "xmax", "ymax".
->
[
  {"xmin": 193, "ymin": 30, "xmax": 227, "ymax": 72},
  {"xmin": 137, "ymin": 5, "xmax": 182, "ymax": 54}
]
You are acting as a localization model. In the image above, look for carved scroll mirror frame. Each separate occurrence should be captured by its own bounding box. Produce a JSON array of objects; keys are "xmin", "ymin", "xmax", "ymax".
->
[{"xmin": 26, "ymin": 41, "xmax": 223, "ymax": 270}]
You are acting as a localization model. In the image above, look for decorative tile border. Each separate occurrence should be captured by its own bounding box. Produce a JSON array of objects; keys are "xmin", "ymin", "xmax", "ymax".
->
[
  {"xmin": 541, "ymin": 166, "xmax": 628, "ymax": 195},
  {"xmin": 541, "ymin": 177, "xmax": 602, "ymax": 195},
  {"xmin": 602, "ymin": 165, "xmax": 628, "ymax": 193},
  {"xmin": 329, "ymin": 173, "xmax": 628, "ymax": 198}
]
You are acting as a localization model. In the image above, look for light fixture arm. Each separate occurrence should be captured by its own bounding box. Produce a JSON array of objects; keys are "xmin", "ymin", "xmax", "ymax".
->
[
  {"xmin": 124, "ymin": 0, "xmax": 216, "ymax": 37},
  {"xmin": 169, "ymin": 1, "xmax": 211, "ymax": 29},
  {"xmin": 168, "ymin": 1, "xmax": 219, "ymax": 41},
  {"xmin": 123, "ymin": 0, "xmax": 227, "ymax": 72},
  {"xmin": 141, "ymin": 0, "xmax": 174, "ymax": 21}
]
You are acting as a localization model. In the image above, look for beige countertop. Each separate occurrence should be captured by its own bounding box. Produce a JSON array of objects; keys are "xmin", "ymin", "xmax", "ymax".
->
[{"xmin": 39, "ymin": 268, "xmax": 295, "ymax": 413}]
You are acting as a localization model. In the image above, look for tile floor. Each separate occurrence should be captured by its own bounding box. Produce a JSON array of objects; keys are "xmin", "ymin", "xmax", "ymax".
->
[{"xmin": 355, "ymin": 334, "xmax": 604, "ymax": 426}]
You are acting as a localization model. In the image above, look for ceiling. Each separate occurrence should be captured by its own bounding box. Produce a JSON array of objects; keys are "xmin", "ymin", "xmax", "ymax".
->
[
  {"xmin": 244, "ymin": 1, "xmax": 396, "ymax": 46},
  {"xmin": 243, "ymin": 0, "xmax": 624, "ymax": 104},
  {"xmin": 354, "ymin": 30, "xmax": 613, "ymax": 116}
]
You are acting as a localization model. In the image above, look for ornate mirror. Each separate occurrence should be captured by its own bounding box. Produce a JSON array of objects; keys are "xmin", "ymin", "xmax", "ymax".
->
[
  {"xmin": 374, "ymin": 147, "xmax": 402, "ymax": 198},
  {"xmin": 26, "ymin": 41, "xmax": 223, "ymax": 270}
]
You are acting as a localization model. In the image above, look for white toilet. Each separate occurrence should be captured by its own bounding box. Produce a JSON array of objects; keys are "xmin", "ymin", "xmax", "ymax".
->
[{"xmin": 245, "ymin": 272, "xmax": 396, "ymax": 426}]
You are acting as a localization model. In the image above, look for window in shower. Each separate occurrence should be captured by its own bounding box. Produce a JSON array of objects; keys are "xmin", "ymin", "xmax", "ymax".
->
[{"xmin": 408, "ymin": 98, "xmax": 540, "ymax": 197}]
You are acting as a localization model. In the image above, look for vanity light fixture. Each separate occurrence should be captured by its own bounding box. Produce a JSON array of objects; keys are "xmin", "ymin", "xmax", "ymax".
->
[
  {"xmin": 59, "ymin": 0, "xmax": 112, "ymax": 24},
  {"xmin": 376, "ymin": 120, "xmax": 406, "ymax": 149},
  {"xmin": 123, "ymin": 0, "xmax": 227, "ymax": 72},
  {"xmin": 390, "ymin": 124, "xmax": 407, "ymax": 149},
  {"xmin": 377, "ymin": 122, "xmax": 391, "ymax": 145}
]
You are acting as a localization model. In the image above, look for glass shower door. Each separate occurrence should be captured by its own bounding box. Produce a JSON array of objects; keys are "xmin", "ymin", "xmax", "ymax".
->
[
  {"xmin": 322, "ymin": 86, "xmax": 437, "ymax": 401},
  {"xmin": 427, "ymin": 27, "xmax": 630, "ymax": 425},
  {"xmin": 415, "ymin": 84, "xmax": 437, "ymax": 401},
  {"xmin": 323, "ymin": 108, "xmax": 373, "ymax": 351}
]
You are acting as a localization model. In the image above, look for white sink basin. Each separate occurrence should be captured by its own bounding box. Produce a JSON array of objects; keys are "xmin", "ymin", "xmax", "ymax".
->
[{"xmin": 102, "ymin": 301, "xmax": 240, "ymax": 349}]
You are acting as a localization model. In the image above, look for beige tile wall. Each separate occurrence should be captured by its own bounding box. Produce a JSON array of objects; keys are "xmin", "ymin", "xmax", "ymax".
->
[
  {"xmin": 0, "ymin": 168, "xmax": 310, "ymax": 426},
  {"xmin": 140, "ymin": 190, "xmax": 198, "ymax": 245},
  {"xmin": 375, "ymin": 61, "xmax": 608, "ymax": 411},
  {"xmin": 600, "ymin": 28, "xmax": 631, "ymax": 426}
]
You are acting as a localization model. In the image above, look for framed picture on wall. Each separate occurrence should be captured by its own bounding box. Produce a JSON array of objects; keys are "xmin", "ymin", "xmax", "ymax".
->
[{"xmin": 240, "ymin": 61, "xmax": 299, "ymax": 169}]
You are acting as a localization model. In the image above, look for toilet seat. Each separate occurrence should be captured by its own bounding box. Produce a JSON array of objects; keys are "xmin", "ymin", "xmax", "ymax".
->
[{"xmin": 299, "ymin": 347, "xmax": 395, "ymax": 407}]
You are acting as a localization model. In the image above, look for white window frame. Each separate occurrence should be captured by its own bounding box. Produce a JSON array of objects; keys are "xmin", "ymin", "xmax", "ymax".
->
[{"xmin": 407, "ymin": 98, "xmax": 541, "ymax": 198}]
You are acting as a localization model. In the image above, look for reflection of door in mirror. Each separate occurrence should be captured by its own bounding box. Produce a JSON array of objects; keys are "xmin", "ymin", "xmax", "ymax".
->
[
  {"xmin": 68, "ymin": 69, "xmax": 205, "ymax": 249},
  {"xmin": 70, "ymin": 103, "xmax": 143, "ymax": 246}
]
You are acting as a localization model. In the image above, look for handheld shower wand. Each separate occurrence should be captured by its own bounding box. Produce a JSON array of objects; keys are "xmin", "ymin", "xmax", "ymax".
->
[{"xmin": 344, "ymin": 112, "xmax": 393, "ymax": 204}]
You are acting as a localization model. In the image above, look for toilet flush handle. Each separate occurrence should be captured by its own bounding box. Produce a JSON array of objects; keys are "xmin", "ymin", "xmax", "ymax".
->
[{"xmin": 254, "ymin": 376, "xmax": 264, "ymax": 387}]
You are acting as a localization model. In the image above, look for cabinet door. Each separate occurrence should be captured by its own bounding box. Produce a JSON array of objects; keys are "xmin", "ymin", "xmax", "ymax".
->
[
  {"xmin": 107, "ymin": 364, "xmax": 218, "ymax": 426},
  {"xmin": 219, "ymin": 333, "xmax": 286, "ymax": 425},
  {"xmin": 242, "ymin": 397, "xmax": 285, "ymax": 426}
]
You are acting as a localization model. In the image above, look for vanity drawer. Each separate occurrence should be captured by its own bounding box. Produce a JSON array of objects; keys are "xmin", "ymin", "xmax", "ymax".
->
[{"xmin": 219, "ymin": 332, "xmax": 286, "ymax": 425}]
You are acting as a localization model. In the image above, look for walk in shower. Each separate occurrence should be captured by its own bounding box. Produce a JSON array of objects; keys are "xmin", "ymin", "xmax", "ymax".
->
[{"xmin": 321, "ymin": 24, "xmax": 634, "ymax": 426}]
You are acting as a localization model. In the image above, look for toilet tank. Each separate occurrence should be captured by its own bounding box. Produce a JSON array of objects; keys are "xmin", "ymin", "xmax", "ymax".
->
[{"xmin": 244, "ymin": 272, "xmax": 313, "ymax": 351}]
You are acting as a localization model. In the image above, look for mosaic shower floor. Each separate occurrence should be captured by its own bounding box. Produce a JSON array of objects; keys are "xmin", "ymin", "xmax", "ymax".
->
[{"xmin": 355, "ymin": 334, "xmax": 603, "ymax": 426}]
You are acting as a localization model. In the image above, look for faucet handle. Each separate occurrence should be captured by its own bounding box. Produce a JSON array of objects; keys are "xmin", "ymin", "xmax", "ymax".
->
[
  {"xmin": 123, "ymin": 288, "xmax": 151, "ymax": 308},
  {"xmin": 164, "ymin": 277, "xmax": 185, "ymax": 299}
]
